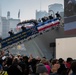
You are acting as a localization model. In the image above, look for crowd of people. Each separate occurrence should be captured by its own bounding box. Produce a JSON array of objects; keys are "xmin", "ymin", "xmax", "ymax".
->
[
  {"xmin": 0, "ymin": 50, "xmax": 76, "ymax": 75},
  {"xmin": 0, "ymin": 12, "xmax": 62, "ymax": 75}
]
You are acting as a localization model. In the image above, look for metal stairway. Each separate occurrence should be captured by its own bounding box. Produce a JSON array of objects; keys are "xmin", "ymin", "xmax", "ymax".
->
[{"xmin": 0, "ymin": 18, "xmax": 60, "ymax": 51}]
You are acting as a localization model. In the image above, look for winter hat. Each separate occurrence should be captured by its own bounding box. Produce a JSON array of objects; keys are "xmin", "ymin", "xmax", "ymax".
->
[{"xmin": 36, "ymin": 63, "xmax": 48, "ymax": 73}]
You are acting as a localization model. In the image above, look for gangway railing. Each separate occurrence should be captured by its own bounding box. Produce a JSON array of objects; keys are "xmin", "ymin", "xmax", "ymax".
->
[{"xmin": 0, "ymin": 18, "xmax": 60, "ymax": 51}]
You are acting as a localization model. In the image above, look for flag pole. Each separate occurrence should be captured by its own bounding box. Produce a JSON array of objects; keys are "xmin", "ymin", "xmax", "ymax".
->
[{"xmin": 18, "ymin": 9, "xmax": 20, "ymax": 19}]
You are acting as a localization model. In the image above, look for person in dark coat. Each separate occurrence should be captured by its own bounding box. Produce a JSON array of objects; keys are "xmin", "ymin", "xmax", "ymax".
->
[
  {"xmin": 8, "ymin": 30, "xmax": 14, "ymax": 36},
  {"xmin": 55, "ymin": 12, "xmax": 61, "ymax": 20},
  {"xmin": 22, "ymin": 56, "xmax": 29, "ymax": 75},
  {"xmin": 41, "ymin": 17, "xmax": 46, "ymax": 22},
  {"xmin": 70, "ymin": 61, "xmax": 76, "ymax": 75},
  {"xmin": 21, "ymin": 25, "xmax": 26, "ymax": 31},
  {"xmin": 7, "ymin": 57, "xmax": 23, "ymax": 75},
  {"xmin": 49, "ymin": 14, "xmax": 53, "ymax": 20}
]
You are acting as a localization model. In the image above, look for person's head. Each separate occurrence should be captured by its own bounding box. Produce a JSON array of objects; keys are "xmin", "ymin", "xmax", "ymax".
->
[
  {"xmin": 36, "ymin": 56, "xmax": 41, "ymax": 61},
  {"xmin": 59, "ymin": 58, "xmax": 64, "ymax": 64},
  {"xmin": 17, "ymin": 54, "xmax": 21, "ymax": 58},
  {"xmin": 67, "ymin": 57, "xmax": 73, "ymax": 63},
  {"xmin": 36, "ymin": 63, "xmax": 48, "ymax": 74},
  {"xmin": 51, "ymin": 63, "xmax": 60, "ymax": 73},
  {"xmin": 12, "ymin": 56, "xmax": 19, "ymax": 64},
  {"xmin": 23, "ymin": 56, "xmax": 28, "ymax": 62},
  {"xmin": 52, "ymin": 59, "xmax": 59, "ymax": 65},
  {"xmin": 40, "ymin": 58, "xmax": 48, "ymax": 65}
]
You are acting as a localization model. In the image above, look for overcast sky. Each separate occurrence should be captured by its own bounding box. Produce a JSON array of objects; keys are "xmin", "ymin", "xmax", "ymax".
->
[{"xmin": 0, "ymin": 0, "xmax": 64, "ymax": 21}]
